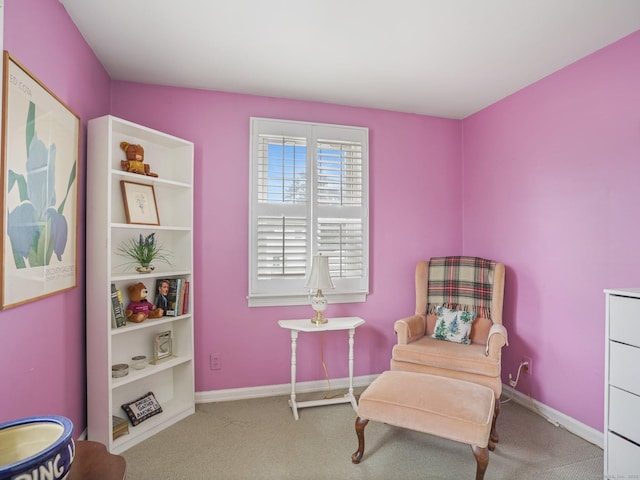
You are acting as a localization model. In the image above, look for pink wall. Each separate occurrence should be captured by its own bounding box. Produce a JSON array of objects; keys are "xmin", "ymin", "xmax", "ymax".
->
[
  {"xmin": 0, "ymin": 0, "xmax": 111, "ymax": 432},
  {"xmin": 6, "ymin": 0, "xmax": 634, "ymax": 441},
  {"xmin": 110, "ymin": 85, "xmax": 463, "ymax": 392},
  {"xmin": 463, "ymin": 30, "xmax": 640, "ymax": 431}
]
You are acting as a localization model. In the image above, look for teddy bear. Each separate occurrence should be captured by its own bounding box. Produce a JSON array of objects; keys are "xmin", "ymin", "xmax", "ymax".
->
[
  {"xmin": 125, "ymin": 282, "xmax": 164, "ymax": 323},
  {"xmin": 120, "ymin": 141, "xmax": 158, "ymax": 177}
]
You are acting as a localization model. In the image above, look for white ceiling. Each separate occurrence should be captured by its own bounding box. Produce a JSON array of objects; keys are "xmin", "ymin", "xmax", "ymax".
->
[{"xmin": 59, "ymin": 0, "xmax": 640, "ymax": 119}]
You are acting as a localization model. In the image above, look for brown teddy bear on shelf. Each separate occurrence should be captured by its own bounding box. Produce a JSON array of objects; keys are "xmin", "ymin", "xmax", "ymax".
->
[
  {"xmin": 120, "ymin": 141, "xmax": 158, "ymax": 177},
  {"xmin": 125, "ymin": 282, "xmax": 164, "ymax": 323}
]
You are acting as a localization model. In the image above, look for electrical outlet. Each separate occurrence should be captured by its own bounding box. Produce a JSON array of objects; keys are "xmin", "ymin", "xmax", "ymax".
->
[
  {"xmin": 210, "ymin": 353, "xmax": 222, "ymax": 370},
  {"xmin": 522, "ymin": 356, "xmax": 532, "ymax": 375}
]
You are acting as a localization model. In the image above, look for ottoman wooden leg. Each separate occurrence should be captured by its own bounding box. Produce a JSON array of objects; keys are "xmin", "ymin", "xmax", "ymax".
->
[
  {"xmin": 471, "ymin": 445, "xmax": 489, "ymax": 480},
  {"xmin": 351, "ymin": 416, "xmax": 369, "ymax": 464}
]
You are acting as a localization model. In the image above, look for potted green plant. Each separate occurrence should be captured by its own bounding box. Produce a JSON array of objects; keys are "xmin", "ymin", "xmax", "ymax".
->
[{"xmin": 116, "ymin": 233, "xmax": 172, "ymax": 273}]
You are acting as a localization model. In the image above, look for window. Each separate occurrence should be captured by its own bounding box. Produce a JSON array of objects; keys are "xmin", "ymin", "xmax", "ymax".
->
[{"xmin": 249, "ymin": 118, "xmax": 369, "ymax": 307}]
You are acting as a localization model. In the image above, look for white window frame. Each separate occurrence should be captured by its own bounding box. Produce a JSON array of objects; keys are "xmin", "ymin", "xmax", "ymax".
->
[{"xmin": 248, "ymin": 117, "xmax": 369, "ymax": 307}]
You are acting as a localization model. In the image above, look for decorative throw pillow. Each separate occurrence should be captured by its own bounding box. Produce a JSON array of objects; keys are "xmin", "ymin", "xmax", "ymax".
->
[
  {"xmin": 121, "ymin": 391, "xmax": 162, "ymax": 426},
  {"xmin": 432, "ymin": 306, "xmax": 477, "ymax": 344}
]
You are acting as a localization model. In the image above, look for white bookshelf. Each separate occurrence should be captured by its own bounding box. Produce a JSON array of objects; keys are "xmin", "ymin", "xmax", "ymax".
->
[{"xmin": 86, "ymin": 115, "xmax": 195, "ymax": 453}]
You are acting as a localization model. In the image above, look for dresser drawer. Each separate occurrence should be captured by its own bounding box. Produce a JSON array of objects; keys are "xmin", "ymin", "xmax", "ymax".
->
[
  {"xmin": 609, "ymin": 295, "xmax": 640, "ymax": 346},
  {"xmin": 609, "ymin": 386, "xmax": 640, "ymax": 444},
  {"xmin": 607, "ymin": 431, "xmax": 640, "ymax": 477},
  {"xmin": 609, "ymin": 341, "xmax": 640, "ymax": 396}
]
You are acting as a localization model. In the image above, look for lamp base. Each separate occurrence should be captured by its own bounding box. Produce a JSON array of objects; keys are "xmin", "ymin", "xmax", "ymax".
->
[
  {"xmin": 309, "ymin": 289, "xmax": 329, "ymax": 324},
  {"xmin": 310, "ymin": 311, "xmax": 328, "ymax": 325}
]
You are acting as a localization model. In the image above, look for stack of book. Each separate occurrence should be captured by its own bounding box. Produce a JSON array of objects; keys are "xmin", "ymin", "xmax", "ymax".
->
[
  {"xmin": 110, "ymin": 283, "xmax": 126, "ymax": 328},
  {"xmin": 112, "ymin": 415, "xmax": 129, "ymax": 440},
  {"xmin": 155, "ymin": 278, "xmax": 190, "ymax": 316}
]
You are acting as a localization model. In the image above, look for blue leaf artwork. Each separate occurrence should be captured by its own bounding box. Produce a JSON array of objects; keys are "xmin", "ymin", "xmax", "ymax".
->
[{"xmin": 6, "ymin": 101, "xmax": 76, "ymax": 268}]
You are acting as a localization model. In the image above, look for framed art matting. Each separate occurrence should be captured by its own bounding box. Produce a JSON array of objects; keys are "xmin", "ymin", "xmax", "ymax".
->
[
  {"xmin": 0, "ymin": 51, "xmax": 80, "ymax": 309},
  {"xmin": 120, "ymin": 180, "xmax": 160, "ymax": 225}
]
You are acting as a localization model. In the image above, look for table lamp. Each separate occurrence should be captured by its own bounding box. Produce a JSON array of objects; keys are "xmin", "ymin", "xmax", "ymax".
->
[{"xmin": 305, "ymin": 253, "xmax": 335, "ymax": 324}]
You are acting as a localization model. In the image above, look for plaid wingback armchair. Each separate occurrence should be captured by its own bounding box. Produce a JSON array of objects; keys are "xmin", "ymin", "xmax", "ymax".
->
[{"xmin": 391, "ymin": 257, "xmax": 508, "ymax": 443}]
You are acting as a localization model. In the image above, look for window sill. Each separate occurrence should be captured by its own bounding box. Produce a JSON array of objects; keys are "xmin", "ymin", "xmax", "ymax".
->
[{"xmin": 248, "ymin": 291, "xmax": 367, "ymax": 307}]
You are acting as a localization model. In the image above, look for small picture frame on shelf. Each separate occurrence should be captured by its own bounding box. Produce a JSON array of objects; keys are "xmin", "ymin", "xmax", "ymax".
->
[
  {"xmin": 152, "ymin": 330, "xmax": 173, "ymax": 364},
  {"xmin": 120, "ymin": 180, "xmax": 160, "ymax": 225}
]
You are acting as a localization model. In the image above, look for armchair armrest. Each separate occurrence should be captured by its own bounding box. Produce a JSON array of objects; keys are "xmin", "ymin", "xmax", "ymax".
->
[
  {"xmin": 394, "ymin": 314, "xmax": 426, "ymax": 345},
  {"xmin": 485, "ymin": 323, "xmax": 509, "ymax": 357}
]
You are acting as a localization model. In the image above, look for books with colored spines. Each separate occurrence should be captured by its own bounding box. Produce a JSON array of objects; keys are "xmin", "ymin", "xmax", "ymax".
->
[
  {"xmin": 111, "ymin": 283, "xmax": 126, "ymax": 328},
  {"xmin": 182, "ymin": 281, "xmax": 190, "ymax": 315},
  {"xmin": 112, "ymin": 415, "xmax": 129, "ymax": 440},
  {"xmin": 166, "ymin": 278, "xmax": 182, "ymax": 316},
  {"xmin": 116, "ymin": 289, "xmax": 126, "ymax": 325},
  {"xmin": 177, "ymin": 279, "xmax": 187, "ymax": 316},
  {"xmin": 154, "ymin": 278, "xmax": 170, "ymax": 316}
]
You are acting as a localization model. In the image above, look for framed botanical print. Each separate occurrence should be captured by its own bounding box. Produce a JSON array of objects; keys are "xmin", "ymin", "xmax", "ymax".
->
[
  {"xmin": 1, "ymin": 51, "xmax": 80, "ymax": 309},
  {"xmin": 120, "ymin": 180, "xmax": 160, "ymax": 225}
]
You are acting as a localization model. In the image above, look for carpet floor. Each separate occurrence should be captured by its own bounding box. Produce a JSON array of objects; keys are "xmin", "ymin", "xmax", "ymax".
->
[{"xmin": 121, "ymin": 391, "xmax": 603, "ymax": 479}]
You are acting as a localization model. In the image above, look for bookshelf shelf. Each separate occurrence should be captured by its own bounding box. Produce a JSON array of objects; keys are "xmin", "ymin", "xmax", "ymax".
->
[
  {"xmin": 110, "ymin": 315, "xmax": 191, "ymax": 336},
  {"xmin": 110, "ymin": 270, "xmax": 192, "ymax": 283},
  {"xmin": 111, "ymin": 396, "xmax": 194, "ymax": 453},
  {"xmin": 111, "ymin": 354, "xmax": 193, "ymax": 388},
  {"xmin": 111, "ymin": 169, "xmax": 192, "ymax": 189},
  {"xmin": 87, "ymin": 115, "xmax": 195, "ymax": 454}
]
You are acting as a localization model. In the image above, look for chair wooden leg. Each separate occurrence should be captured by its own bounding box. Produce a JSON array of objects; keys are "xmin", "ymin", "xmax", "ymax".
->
[
  {"xmin": 351, "ymin": 417, "xmax": 369, "ymax": 464},
  {"xmin": 471, "ymin": 445, "xmax": 489, "ymax": 480},
  {"xmin": 490, "ymin": 399, "xmax": 500, "ymax": 444}
]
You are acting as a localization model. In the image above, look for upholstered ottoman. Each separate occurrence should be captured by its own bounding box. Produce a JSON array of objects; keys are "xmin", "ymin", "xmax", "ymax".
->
[{"xmin": 351, "ymin": 370, "xmax": 495, "ymax": 480}]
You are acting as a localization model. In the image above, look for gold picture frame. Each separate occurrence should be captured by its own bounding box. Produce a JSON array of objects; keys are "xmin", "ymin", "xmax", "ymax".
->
[
  {"xmin": 120, "ymin": 180, "xmax": 160, "ymax": 225},
  {"xmin": 0, "ymin": 51, "xmax": 80, "ymax": 309}
]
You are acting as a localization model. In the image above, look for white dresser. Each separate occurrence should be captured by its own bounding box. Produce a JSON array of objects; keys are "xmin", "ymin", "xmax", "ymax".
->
[{"xmin": 604, "ymin": 288, "xmax": 640, "ymax": 477}]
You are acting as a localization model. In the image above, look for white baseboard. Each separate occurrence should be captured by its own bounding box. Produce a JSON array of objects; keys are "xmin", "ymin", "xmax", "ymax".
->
[
  {"xmin": 501, "ymin": 384, "xmax": 603, "ymax": 449},
  {"xmin": 195, "ymin": 374, "xmax": 379, "ymax": 404},
  {"xmin": 195, "ymin": 377, "xmax": 603, "ymax": 449}
]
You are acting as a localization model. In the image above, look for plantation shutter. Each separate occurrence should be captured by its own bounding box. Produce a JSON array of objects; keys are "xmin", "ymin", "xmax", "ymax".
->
[
  {"xmin": 256, "ymin": 216, "xmax": 307, "ymax": 279},
  {"xmin": 255, "ymin": 133, "xmax": 307, "ymax": 281},
  {"xmin": 249, "ymin": 118, "xmax": 368, "ymax": 306},
  {"xmin": 314, "ymin": 130, "xmax": 366, "ymax": 292}
]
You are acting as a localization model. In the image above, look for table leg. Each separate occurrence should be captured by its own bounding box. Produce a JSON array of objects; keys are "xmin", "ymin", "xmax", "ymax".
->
[
  {"xmin": 289, "ymin": 330, "xmax": 299, "ymax": 420},
  {"xmin": 347, "ymin": 327, "xmax": 358, "ymax": 411}
]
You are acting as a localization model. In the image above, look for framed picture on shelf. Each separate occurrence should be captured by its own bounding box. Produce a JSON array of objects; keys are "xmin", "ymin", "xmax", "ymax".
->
[
  {"xmin": 120, "ymin": 180, "xmax": 159, "ymax": 225},
  {"xmin": 153, "ymin": 330, "xmax": 173, "ymax": 363},
  {"xmin": 1, "ymin": 51, "xmax": 80, "ymax": 310}
]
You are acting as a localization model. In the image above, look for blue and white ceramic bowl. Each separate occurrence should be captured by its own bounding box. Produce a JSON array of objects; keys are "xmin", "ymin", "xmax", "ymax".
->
[{"xmin": 0, "ymin": 416, "xmax": 74, "ymax": 480}]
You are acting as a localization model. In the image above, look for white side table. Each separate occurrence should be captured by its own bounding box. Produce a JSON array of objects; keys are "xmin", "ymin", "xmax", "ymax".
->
[{"xmin": 278, "ymin": 316, "xmax": 365, "ymax": 420}]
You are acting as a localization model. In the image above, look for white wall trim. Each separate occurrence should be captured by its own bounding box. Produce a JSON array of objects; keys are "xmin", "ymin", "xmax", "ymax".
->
[
  {"xmin": 502, "ymin": 384, "xmax": 604, "ymax": 449},
  {"xmin": 195, "ymin": 378, "xmax": 603, "ymax": 449},
  {"xmin": 195, "ymin": 374, "xmax": 379, "ymax": 404}
]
